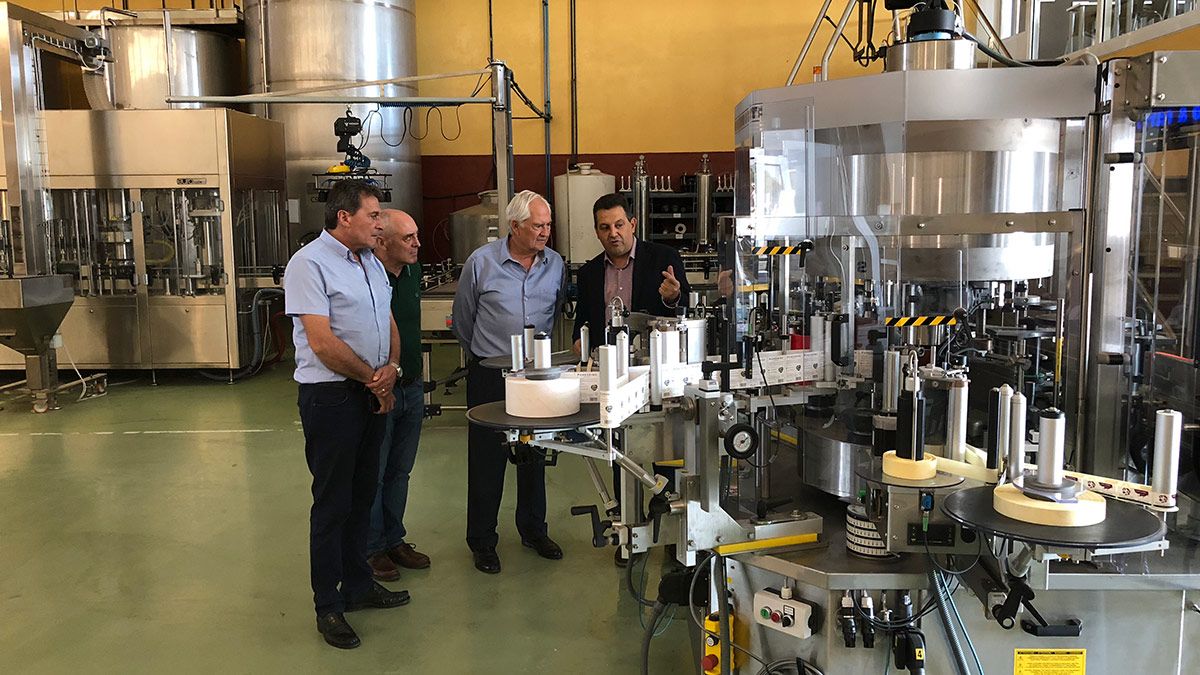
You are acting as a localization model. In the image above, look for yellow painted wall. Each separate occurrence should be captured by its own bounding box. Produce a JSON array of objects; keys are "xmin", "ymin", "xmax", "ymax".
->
[{"xmin": 414, "ymin": 0, "xmax": 891, "ymax": 156}]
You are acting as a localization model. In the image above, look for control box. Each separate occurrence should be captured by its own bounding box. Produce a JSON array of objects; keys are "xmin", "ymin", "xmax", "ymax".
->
[
  {"xmin": 753, "ymin": 587, "xmax": 819, "ymax": 639},
  {"xmin": 884, "ymin": 486, "xmax": 979, "ymax": 554}
]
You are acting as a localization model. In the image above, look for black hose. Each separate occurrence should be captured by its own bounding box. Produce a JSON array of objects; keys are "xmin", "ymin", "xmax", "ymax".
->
[
  {"xmin": 627, "ymin": 552, "xmax": 655, "ymax": 608},
  {"xmin": 641, "ymin": 600, "xmax": 671, "ymax": 675},
  {"xmin": 963, "ymin": 31, "xmax": 1064, "ymax": 68},
  {"xmin": 197, "ymin": 287, "xmax": 284, "ymax": 382}
]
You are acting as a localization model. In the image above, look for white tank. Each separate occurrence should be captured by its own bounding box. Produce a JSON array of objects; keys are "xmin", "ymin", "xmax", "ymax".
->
[{"xmin": 553, "ymin": 163, "xmax": 615, "ymax": 265}]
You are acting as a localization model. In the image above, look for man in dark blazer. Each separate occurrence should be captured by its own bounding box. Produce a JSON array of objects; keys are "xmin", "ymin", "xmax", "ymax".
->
[{"xmin": 572, "ymin": 192, "xmax": 691, "ymax": 353}]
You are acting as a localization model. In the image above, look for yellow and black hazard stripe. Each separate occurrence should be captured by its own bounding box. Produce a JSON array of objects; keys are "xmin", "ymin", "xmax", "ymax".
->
[
  {"xmin": 884, "ymin": 315, "xmax": 958, "ymax": 327},
  {"xmin": 751, "ymin": 245, "xmax": 808, "ymax": 255}
]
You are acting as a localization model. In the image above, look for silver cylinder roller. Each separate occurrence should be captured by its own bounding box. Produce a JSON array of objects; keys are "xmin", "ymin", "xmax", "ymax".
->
[
  {"xmin": 1152, "ymin": 409, "xmax": 1183, "ymax": 499},
  {"xmin": 882, "ymin": 350, "xmax": 902, "ymax": 413},
  {"xmin": 649, "ymin": 329, "xmax": 663, "ymax": 407},
  {"xmin": 1036, "ymin": 408, "xmax": 1066, "ymax": 488},
  {"xmin": 1007, "ymin": 392, "xmax": 1027, "ymax": 483},
  {"xmin": 946, "ymin": 376, "xmax": 969, "ymax": 463},
  {"xmin": 579, "ymin": 324, "xmax": 590, "ymax": 359},
  {"xmin": 510, "ymin": 335, "xmax": 524, "ymax": 372},
  {"xmin": 598, "ymin": 345, "xmax": 617, "ymax": 390},
  {"xmin": 523, "ymin": 324, "xmax": 536, "ymax": 361},
  {"xmin": 532, "ymin": 332, "xmax": 552, "ymax": 370},
  {"xmin": 615, "ymin": 330, "xmax": 630, "ymax": 378},
  {"xmin": 996, "ymin": 384, "xmax": 1013, "ymax": 473}
]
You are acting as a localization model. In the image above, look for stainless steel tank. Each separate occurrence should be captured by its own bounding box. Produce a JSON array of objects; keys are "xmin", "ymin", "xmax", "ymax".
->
[
  {"xmin": 106, "ymin": 25, "xmax": 243, "ymax": 110},
  {"xmin": 245, "ymin": 0, "xmax": 421, "ymax": 245},
  {"xmin": 450, "ymin": 191, "xmax": 500, "ymax": 264}
]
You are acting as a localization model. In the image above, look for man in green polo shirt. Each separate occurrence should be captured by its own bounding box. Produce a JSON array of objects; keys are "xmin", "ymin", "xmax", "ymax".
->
[{"xmin": 366, "ymin": 209, "xmax": 432, "ymax": 580}]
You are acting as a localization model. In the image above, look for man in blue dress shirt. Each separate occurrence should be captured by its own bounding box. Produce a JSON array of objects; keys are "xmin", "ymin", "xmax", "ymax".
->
[
  {"xmin": 284, "ymin": 180, "xmax": 410, "ymax": 650},
  {"xmin": 452, "ymin": 190, "xmax": 566, "ymax": 574}
]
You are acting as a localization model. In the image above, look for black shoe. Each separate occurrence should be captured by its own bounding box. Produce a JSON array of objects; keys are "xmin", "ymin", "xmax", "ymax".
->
[
  {"xmin": 473, "ymin": 547, "xmax": 502, "ymax": 574},
  {"xmin": 316, "ymin": 612, "xmax": 360, "ymax": 649},
  {"xmin": 521, "ymin": 534, "xmax": 564, "ymax": 560},
  {"xmin": 345, "ymin": 581, "xmax": 411, "ymax": 611}
]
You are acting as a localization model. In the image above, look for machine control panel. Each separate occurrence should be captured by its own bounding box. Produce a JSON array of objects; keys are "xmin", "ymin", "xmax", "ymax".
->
[{"xmin": 753, "ymin": 588, "xmax": 818, "ymax": 639}]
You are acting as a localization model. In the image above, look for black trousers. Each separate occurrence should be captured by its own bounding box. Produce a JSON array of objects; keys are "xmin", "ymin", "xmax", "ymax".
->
[
  {"xmin": 465, "ymin": 359, "xmax": 548, "ymax": 551},
  {"xmin": 298, "ymin": 381, "xmax": 386, "ymax": 616}
]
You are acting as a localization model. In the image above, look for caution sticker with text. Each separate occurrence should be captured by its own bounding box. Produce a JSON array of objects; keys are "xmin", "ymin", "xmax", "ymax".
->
[{"xmin": 1014, "ymin": 649, "xmax": 1086, "ymax": 675}]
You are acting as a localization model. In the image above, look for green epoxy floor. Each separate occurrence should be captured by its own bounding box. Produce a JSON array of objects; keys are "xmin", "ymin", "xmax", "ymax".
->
[{"xmin": 0, "ymin": 363, "xmax": 695, "ymax": 673}]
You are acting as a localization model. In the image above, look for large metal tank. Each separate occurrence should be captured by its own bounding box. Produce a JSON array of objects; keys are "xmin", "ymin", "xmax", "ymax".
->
[
  {"xmin": 450, "ymin": 191, "xmax": 500, "ymax": 264},
  {"xmin": 106, "ymin": 25, "xmax": 244, "ymax": 110},
  {"xmin": 245, "ymin": 0, "xmax": 422, "ymax": 246}
]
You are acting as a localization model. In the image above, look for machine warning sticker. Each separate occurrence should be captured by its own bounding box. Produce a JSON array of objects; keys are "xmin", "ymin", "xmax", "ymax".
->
[{"xmin": 1014, "ymin": 649, "xmax": 1085, "ymax": 675}]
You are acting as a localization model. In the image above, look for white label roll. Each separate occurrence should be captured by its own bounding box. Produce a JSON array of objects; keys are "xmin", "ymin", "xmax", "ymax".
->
[{"xmin": 504, "ymin": 376, "xmax": 582, "ymax": 418}]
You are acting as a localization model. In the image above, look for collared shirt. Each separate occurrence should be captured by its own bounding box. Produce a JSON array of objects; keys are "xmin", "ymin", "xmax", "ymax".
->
[
  {"xmin": 284, "ymin": 230, "xmax": 392, "ymax": 384},
  {"xmin": 452, "ymin": 236, "xmax": 565, "ymax": 359},
  {"xmin": 389, "ymin": 263, "xmax": 422, "ymax": 381},
  {"xmin": 603, "ymin": 239, "xmax": 636, "ymax": 312}
]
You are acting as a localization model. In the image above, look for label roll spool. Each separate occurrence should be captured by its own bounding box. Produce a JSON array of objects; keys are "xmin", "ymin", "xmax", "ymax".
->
[{"xmin": 505, "ymin": 376, "xmax": 582, "ymax": 418}]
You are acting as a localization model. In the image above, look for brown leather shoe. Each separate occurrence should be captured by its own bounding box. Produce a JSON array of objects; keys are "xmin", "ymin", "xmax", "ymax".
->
[
  {"xmin": 386, "ymin": 542, "xmax": 431, "ymax": 570},
  {"xmin": 367, "ymin": 551, "xmax": 401, "ymax": 581}
]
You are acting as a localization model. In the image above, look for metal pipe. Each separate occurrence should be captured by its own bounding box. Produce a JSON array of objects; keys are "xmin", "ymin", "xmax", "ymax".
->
[
  {"xmin": 716, "ymin": 554, "xmax": 730, "ymax": 675},
  {"xmin": 584, "ymin": 457, "xmax": 618, "ymax": 512},
  {"xmin": 786, "ymin": 0, "xmax": 835, "ymax": 85},
  {"xmin": 163, "ymin": 10, "xmax": 173, "ymax": 107},
  {"xmin": 1152, "ymin": 409, "xmax": 1182, "ymax": 499},
  {"xmin": 256, "ymin": 0, "xmax": 268, "ymax": 118},
  {"xmin": 1007, "ymin": 392, "xmax": 1027, "ymax": 482},
  {"xmin": 541, "ymin": 0, "xmax": 552, "ymax": 199},
  {"xmin": 613, "ymin": 448, "xmax": 665, "ymax": 494},
  {"xmin": 819, "ymin": 0, "xmax": 857, "ymax": 82},
  {"xmin": 882, "ymin": 350, "xmax": 902, "ymax": 412},
  {"xmin": 1036, "ymin": 408, "xmax": 1065, "ymax": 487},
  {"xmin": 579, "ymin": 324, "xmax": 590, "ymax": 359},
  {"xmin": 166, "ymin": 94, "xmax": 494, "ymax": 106}
]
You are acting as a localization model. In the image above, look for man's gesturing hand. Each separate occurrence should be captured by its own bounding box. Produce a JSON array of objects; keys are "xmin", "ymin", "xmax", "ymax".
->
[{"xmin": 659, "ymin": 265, "xmax": 681, "ymax": 303}]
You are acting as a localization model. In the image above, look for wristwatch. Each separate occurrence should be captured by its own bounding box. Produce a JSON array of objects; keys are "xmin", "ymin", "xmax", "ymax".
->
[{"xmin": 390, "ymin": 362, "xmax": 403, "ymax": 377}]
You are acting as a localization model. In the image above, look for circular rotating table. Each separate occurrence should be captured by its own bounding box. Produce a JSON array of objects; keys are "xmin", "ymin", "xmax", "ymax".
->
[
  {"xmin": 941, "ymin": 486, "xmax": 1166, "ymax": 549},
  {"xmin": 466, "ymin": 401, "xmax": 601, "ymax": 431}
]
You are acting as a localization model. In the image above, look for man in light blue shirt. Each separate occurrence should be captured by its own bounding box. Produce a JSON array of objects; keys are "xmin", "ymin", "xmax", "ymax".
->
[
  {"xmin": 284, "ymin": 180, "xmax": 410, "ymax": 650},
  {"xmin": 452, "ymin": 190, "xmax": 566, "ymax": 574}
]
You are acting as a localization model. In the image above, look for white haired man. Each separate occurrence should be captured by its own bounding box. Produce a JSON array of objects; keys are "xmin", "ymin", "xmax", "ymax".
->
[{"xmin": 452, "ymin": 190, "xmax": 566, "ymax": 574}]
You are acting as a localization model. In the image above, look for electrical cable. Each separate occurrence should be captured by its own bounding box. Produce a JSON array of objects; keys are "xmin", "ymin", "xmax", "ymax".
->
[
  {"xmin": 924, "ymin": 528, "xmax": 984, "ymax": 576},
  {"xmin": 627, "ymin": 551, "xmax": 656, "ymax": 608},
  {"xmin": 641, "ymin": 600, "xmax": 673, "ymax": 675},
  {"xmin": 962, "ymin": 31, "xmax": 1063, "ymax": 68},
  {"xmin": 686, "ymin": 554, "xmax": 779, "ymax": 673}
]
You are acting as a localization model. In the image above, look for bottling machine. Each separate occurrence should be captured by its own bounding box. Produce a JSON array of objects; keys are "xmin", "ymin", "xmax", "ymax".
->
[{"xmin": 465, "ymin": 5, "xmax": 1200, "ymax": 672}]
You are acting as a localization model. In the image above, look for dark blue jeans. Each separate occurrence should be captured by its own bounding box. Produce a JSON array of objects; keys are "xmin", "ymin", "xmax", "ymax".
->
[
  {"xmin": 368, "ymin": 380, "xmax": 425, "ymax": 554},
  {"xmin": 298, "ymin": 381, "xmax": 386, "ymax": 617}
]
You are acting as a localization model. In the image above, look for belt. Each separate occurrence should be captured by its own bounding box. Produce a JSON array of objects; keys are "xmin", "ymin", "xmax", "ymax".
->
[{"xmin": 303, "ymin": 379, "xmax": 361, "ymax": 390}]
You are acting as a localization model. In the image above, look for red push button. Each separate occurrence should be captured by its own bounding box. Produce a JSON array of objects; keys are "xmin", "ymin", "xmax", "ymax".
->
[
  {"xmin": 701, "ymin": 654, "xmax": 719, "ymax": 671},
  {"xmin": 770, "ymin": 611, "xmax": 782, "ymax": 623}
]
